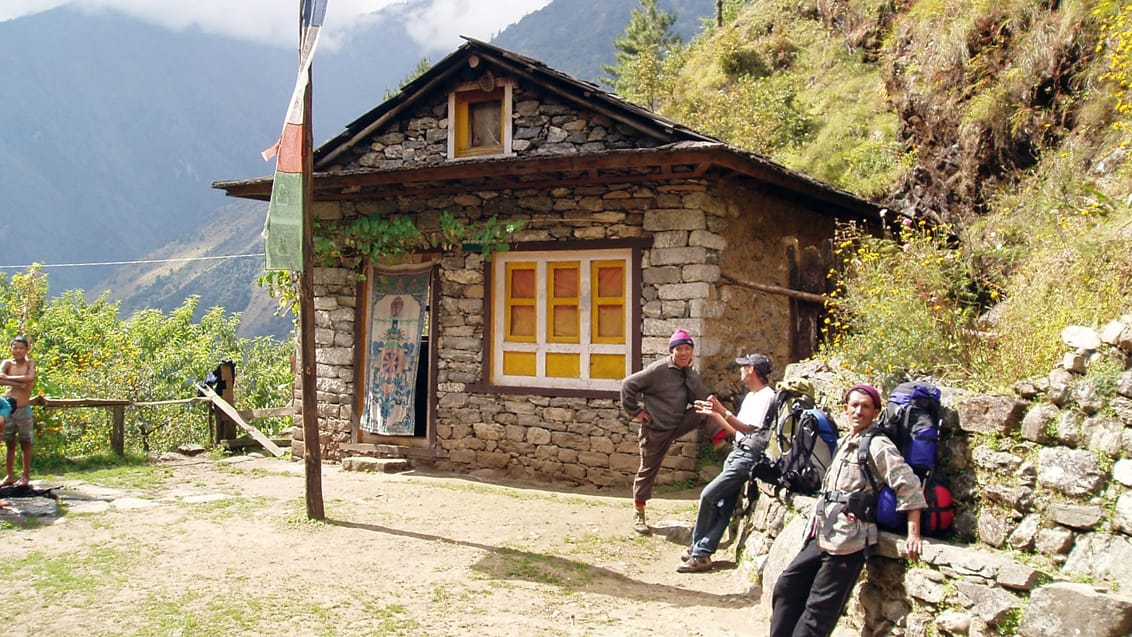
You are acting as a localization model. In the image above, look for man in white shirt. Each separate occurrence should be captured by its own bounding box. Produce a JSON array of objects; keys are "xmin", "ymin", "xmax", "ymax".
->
[{"xmin": 677, "ymin": 353, "xmax": 776, "ymax": 573}]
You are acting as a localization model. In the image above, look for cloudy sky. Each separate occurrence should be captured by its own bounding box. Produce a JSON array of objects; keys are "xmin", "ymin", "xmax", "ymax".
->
[{"xmin": 0, "ymin": 0, "xmax": 553, "ymax": 52}]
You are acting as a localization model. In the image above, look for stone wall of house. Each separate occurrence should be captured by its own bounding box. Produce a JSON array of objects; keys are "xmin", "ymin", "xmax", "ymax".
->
[
  {"xmin": 703, "ymin": 181, "xmax": 838, "ymax": 392},
  {"xmin": 300, "ymin": 174, "xmax": 834, "ymax": 488},
  {"xmin": 730, "ymin": 317, "xmax": 1132, "ymax": 637}
]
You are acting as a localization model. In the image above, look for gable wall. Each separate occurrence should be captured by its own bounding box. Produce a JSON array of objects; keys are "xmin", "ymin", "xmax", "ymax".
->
[{"xmin": 335, "ymin": 72, "xmax": 662, "ymax": 171}]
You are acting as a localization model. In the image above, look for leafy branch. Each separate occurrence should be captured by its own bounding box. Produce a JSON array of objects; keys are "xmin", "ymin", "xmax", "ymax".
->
[{"xmin": 258, "ymin": 211, "xmax": 524, "ymax": 316}]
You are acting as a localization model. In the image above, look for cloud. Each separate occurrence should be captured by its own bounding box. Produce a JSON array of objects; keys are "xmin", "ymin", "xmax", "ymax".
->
[{"xmin": 0, "ymin": 0, "xmax": 551, "ymax": 52}]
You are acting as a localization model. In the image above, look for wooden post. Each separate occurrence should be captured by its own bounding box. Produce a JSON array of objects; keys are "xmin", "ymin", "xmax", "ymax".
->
[
  {"xmin": 217, "ymin": 361, "xmax": 238, "ymax": 441},
  {"xmin": 110, "ymin": 405, "xmax": 125, "ymax": 456},
  {"xmin": 300, "ymin": 62, "xmax": 325, "ymax": 520}
]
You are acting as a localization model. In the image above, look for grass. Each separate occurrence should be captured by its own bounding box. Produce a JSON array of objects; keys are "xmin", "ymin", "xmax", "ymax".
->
[
  {"xmin": 0, "ymin": 546, "xmax": 133, "ymax": 618},
  {"xmin": 494, "ymin": 546, "xmax": 596, "ymax": 588}
]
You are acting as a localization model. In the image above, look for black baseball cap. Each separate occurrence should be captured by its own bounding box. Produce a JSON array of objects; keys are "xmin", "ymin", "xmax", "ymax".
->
[{"xmin": 735, "ymin": 353, "xmax": 772, "ymax": 377}]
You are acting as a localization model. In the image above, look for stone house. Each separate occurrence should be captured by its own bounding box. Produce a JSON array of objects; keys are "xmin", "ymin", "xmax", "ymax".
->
[{"xmin": 214, "ymin": 39, "xmax": 881, "ymax": 489}]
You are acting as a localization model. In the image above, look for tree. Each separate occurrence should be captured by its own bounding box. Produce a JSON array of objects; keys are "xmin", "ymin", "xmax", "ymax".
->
[{"xmin": 601, "ymin": 0, "xmax": 680, "ymax": 110}]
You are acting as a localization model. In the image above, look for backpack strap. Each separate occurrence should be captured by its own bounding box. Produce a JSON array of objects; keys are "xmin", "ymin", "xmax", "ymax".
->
[{"xmin": 857, "ymin": 432, "xmax": 881, "ymax": 495}]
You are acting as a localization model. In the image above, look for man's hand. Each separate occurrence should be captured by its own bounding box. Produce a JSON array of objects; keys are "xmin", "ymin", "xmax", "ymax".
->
[{"xmin": 905, "ymin": 509, "xmax": 923, "ymax": 561}]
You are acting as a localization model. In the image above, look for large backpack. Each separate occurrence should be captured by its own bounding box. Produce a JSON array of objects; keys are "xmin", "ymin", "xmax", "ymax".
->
[
  {"xmin": 761, "ymin": 379, "xmax": 817, "ymax": 461},
  {"xmin": 876, "ymin": 381, "xmax": 942, "ymax": 480},
  {"xmin": 859, "ymin": 381, "xmax": 954, "ymax": 536},
  {"xmin": 746, "ymin": 379, "xmax": 839, "ymax": 496},
  {"xmin": 776, "ymin": 408, "xmax": 839, "ymax": 495}
]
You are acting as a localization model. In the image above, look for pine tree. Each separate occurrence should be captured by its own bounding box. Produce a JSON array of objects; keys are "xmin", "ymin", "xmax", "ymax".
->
[{"xmin": 601, "ymin": 0, "xmax": 680, "ymax": 110}]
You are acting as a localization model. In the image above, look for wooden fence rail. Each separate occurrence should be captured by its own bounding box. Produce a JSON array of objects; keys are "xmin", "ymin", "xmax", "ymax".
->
[{"xmin": 27, "ymin": 394, "xmax": 295, "ymax": 457}]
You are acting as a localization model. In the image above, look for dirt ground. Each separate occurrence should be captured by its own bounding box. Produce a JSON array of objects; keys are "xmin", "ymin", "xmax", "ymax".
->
[{"xmin": 1, "ymin": 454, "xmax": 772, "ymax": 636}]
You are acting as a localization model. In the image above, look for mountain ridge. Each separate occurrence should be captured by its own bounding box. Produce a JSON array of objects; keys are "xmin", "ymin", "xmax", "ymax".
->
[{"xmin": 1, "ymin": 1, "xmax": 717, "ymax": 336}]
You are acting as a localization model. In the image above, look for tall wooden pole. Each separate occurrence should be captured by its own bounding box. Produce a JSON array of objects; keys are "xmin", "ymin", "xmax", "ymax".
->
[{"xmin": 300, "ymin": 38, "xmax": 325, "ymax": 521}]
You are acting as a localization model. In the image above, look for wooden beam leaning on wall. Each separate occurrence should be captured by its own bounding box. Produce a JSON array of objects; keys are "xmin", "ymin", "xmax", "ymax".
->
[{"xmin": 195, "ymin": 383, "xmax": 285, "ymax": 458}]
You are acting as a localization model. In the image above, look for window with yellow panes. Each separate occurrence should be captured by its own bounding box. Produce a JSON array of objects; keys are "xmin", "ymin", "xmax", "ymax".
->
[{"xmin": 492, "ymin": 249, "xmax": 631, "ymax": 390}]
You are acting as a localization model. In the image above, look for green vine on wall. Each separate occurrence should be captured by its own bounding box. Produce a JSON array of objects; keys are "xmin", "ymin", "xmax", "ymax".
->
[{"xmin": 257, "ymin": 211, "xmax": 524, "ymax": 317}]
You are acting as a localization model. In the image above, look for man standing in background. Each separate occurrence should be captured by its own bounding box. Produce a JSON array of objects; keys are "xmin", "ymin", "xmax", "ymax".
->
[
  {"xmin": 1, "ymin": 335, "xmax": 37, "ymax": 488},
  {"xmin": 621, "ymin": 328, "xmax": 728, "ymax": 534}
]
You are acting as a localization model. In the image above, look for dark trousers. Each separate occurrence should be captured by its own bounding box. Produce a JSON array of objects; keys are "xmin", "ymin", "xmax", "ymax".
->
[
  {"xmin": 769, "ymin": 536, "xmax": 867, "ymax": 637},
  {"xmin": 633, "ymin": 410, "xmax": 717, "ymax": 503}
]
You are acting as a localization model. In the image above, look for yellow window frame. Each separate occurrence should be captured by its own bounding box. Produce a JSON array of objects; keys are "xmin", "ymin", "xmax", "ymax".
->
[
  {"xmin": 504, "ymin": 262, "xmax": 537, "ymax": 343},
  {"xmin": 591, "ymin": 260, "xmax": 626, "ymax": 345},
  {"xmin": 449, "ymin": 80, "xmax": 512, "ymax": 159}
]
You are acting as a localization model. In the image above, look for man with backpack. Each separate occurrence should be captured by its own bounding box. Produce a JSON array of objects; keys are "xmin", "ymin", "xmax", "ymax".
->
[
  {"xmin": 770, "ymin": 384, "xmax": 926, "ymax": 637},
  {"xmin": 676, "ymin": 353, "xmax": 776, "ymax": 573}
]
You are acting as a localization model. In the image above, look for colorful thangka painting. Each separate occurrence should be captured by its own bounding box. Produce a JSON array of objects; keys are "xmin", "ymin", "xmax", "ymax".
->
[{"xmin": 360, "ymin": 264, "xmax": 431, "ymax": 435}]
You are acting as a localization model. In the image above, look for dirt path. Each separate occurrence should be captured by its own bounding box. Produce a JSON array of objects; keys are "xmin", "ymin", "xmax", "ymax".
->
[{"xmin": 2, "ymin": 455, "xmax": 771, "ymax": 636}]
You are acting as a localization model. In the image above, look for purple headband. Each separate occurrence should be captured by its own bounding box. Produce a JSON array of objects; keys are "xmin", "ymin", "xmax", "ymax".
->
[{"xmin": 845, "ymin": 384, "xmax": 882, "ymax": 409}]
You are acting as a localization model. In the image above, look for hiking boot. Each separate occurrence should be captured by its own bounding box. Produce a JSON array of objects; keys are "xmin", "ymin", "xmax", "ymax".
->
[
  {"xmin": 633, "ymin": 509, "xmax": 650, "ymax": 534},
  {"xmin": 676, "ymin": 555, "xmax": 712, "ymax": 573}
]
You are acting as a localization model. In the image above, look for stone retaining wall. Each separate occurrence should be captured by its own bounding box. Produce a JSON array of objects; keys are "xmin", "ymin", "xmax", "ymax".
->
[{"xmin": 733, "ymin": 317, "xmax": 1132, "ymax": 637}]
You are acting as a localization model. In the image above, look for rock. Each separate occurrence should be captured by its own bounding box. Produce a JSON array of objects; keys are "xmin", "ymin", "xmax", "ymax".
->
[
  {"xmin": 977, "ymin": 509, "xmax": 1010, "ymax": 548},
  {"xmin": 972, "ymin": 445, "xmax": 1024, "ymax": 472},
  {"xmin": 1073, "ymin": 379, "xmax": 1104, "ymax": 414},
  {"xmin": 1047, "ymin": 503, "xmax": 1104, "ymax": 530},
  {"xmin": 968, "ymin": 583, "xmax": 1023, "ymax": 625},
  {"xmin": 996, "ymin": 560, "xmax": 1046, "ymax": 591},
  {"xmin": 1020, "ymin": 403, "xmax": 1058, "ymax": 444},
  {"xmin": 1018, "ymin": 582, "xmax": 1132, "ymax": 637},
  {"xmin": 342, "ymin": 457, "xmax": 409, "ymax": 473},
  {"xmin": 1118, "ymin": 371, "xmax": 1132, "ymax": 399},
  {"xmin": 1064, "ymin": 533, "xmax": 1132, "ymax": 591},
  {"xmin": 1100, "ymin": 322, "xmax": 1132, "ymax": 354},
  {"xmin": 759, "ymin": 511, "xmax": 812, "ymax": 608},
  {"xmin": 956, "ymin": 395, "xmax": 1026, "ymax": 435},
  {"xmin": 1008, "ymin": 514, "xmax": 1040, "ymax": 550},
  {"xmin": 1114, "ymin": 492, "xmax": 1132, "ymax": 536},
  {"xmin": 1056, "ymin": 410, "xmax": 1083, "ymax": 447},
  {"xmin": 1062, "ymin": 325, "xmax": 1102, "ymax": 350},
  {"xmin": 1112, "ymin": 396, "xmax": 1132, "ymax": 425},
  {"xmin": 1115, "ymin": 459, "xmax": 1132, "ymax": 487},
  {"xmin": 1048, "ymin": 368, "xmax": 1074, "ymax": 406},
  {"xmin": 1037, "ymin": 447, "xmax": 1106, "ymax": 497},
  {"xmin": 1100, "ymin": 320, "xmax": 1130, "ymax": 348},
  {"xmin": 1085, "ymin": 414, "xmax": 1124, "ymax": 458},
  {"xmin": 1034, "ymin": 526, "xmax": 1075, "ymax": 555},
  {"xmin": 936, "ymin": 610, "xmax": 972, "ymax": 634},
  {"xmin": 176, "ymin": 444, "xmax": 207, "ymax": 456},
  {"xmin": 906, "ymin": 568, "xmax": 947, "ymax": 604},
  {"xmin": 1013, "ymin": 379, "xmax": 1042, "ymax": 399},
  {"xmin": 983, "ymin": 484, "xmax": 1034, "ymax": 513},
  {"xmin": 1062, "ymin": 351, "xmax": 1088, "ymax": 374}
]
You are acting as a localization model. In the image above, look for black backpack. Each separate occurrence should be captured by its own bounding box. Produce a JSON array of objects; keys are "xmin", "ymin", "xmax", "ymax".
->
[
  {"xmin": 745, "ymin": 379, "xmax": 838, "ymax": 496},
  {"xmin": 776, "ymin": 408, "xmax": 839, "ymax": 495}
]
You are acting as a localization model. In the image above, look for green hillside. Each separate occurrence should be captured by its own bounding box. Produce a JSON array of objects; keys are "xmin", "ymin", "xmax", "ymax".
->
[{"xmin": 648, "ymin": 0, "xmax": 1131, "ymax": 389}]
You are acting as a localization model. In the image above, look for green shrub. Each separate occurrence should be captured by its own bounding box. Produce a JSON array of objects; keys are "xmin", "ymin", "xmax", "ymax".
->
[{"xmin": 821, "ymin": 221, "xmax": 977, "ymax": 388}]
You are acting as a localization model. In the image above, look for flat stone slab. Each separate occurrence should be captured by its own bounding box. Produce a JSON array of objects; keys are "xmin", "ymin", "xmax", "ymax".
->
[
  {"xmin": 179, "ymin": 493, "xmax": 231, "ymax": 504},
  {"xmin": 342, "ymin": 457, "xmax": 409, "ymax": 473},
  {"xmin": 0, "ymin": 496, "xmax": 59, "ymax": 518},
  {"xmin": 111, "ymin": 497, "xmax": 158, "ymax": 510}
]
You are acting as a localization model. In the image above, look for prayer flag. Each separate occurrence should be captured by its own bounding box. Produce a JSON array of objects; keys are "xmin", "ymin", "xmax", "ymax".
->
[{"xmin": 262, "ymin": 0, "xmax": 328, "ymax": 271}]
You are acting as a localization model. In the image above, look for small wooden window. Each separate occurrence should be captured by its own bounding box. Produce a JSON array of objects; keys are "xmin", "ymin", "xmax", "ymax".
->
[{"xmin": 449, "ymin": 81, "xmax": 512, "ymax": 159}]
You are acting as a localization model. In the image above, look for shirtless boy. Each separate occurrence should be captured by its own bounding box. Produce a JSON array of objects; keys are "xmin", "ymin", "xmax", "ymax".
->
[{"xmin": 1, "ymin": 335, "xmax": 37, "ymax": 488}]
